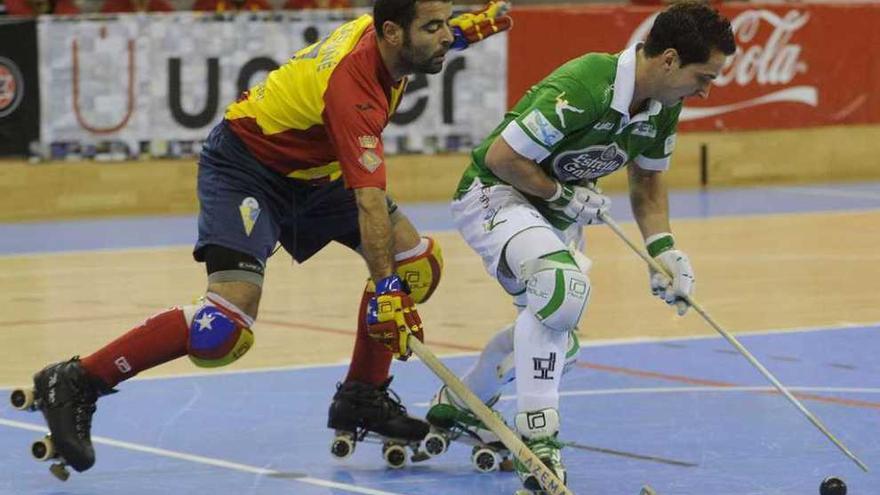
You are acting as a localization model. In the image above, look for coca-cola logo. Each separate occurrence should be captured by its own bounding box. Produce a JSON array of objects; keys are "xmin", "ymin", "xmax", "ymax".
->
[{"xmin": 627, "ymin": 9, "xmax": 818, "ymax": 121}]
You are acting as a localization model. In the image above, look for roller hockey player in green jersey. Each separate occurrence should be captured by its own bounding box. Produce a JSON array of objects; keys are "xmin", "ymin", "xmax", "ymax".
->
[{"xmin": 424, "ymin": 2, "xmax": 735, "ymax": 492}]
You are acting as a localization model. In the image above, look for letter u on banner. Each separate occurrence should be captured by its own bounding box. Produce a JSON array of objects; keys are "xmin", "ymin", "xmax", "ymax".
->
[{"xmin": 72, "ymin": 37, "xmax": 135, "ymax": 134}]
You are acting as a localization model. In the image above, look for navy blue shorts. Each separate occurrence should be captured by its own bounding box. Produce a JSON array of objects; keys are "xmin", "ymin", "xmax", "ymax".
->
[{"xmin": 194, "ymin": 121, "xmax": 362, "ymax": 265}]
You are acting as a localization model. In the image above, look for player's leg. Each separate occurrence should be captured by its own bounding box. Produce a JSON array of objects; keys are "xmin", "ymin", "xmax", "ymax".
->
[
  {"xmin": 506, "ymin": 227, "xmax": 589, "ymax": 489},
  {"xmin": 344, "ymin": 202, "xmax": 443, "ymax": 386},
  {"xmin": 425, "ymin": 184, "xmax": 551, "ymax": 449},
  {"xmin": 430, "ymin": 183, "xmax": 587, "ymax": 485},
  {"xmin": 20, "ymin": 122, "xmax": 278, "ymax": 473},
  {"xmin": 294, "ymin": 187, "xmax": 439, "ymax": 442}
]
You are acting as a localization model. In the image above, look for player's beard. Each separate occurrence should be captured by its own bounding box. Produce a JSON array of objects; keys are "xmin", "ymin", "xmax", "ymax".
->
[{"xmin": 399, "ymin": 32, "xmax": 446, "ymax": 75}]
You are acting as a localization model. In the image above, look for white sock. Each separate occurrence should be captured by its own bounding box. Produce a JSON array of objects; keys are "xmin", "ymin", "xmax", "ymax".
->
[
  {"xmin": 514, "ymin": 310, "xmax": 567, "ymax": 413},
  {"xmin": 461, "ymin": 324, "xmax": 515, "ymax": 403}
]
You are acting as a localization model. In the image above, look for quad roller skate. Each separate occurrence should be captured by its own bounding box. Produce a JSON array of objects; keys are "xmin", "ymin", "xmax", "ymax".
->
[
  {"xmin": 327, "ymin": 377, "xmax": 430, "ymax": 469},
  {"xmin": 423, "ymin": 385, "xmax": 513, "ymax": 473},
  {"xmin": 9, "ymin": 357, "xmax": 113, "ymax": 481}
]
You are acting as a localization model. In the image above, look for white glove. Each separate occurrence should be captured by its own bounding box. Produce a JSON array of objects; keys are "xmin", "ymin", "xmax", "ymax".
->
[
  {"xmin": 546, "ymin": 182, "xmax": 610, "ymax": 226},
  {"xmin": 646, "ymin": 233, "xmax": 695, "ymax": 316}
]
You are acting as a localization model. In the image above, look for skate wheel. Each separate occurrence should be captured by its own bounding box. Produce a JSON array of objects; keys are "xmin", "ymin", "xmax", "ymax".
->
[
  {"xmin": 49, "ymin": 462, "xmax": 70, "ymax": 481},
  {"xmin": 330, "ymin": 435, "xmax": 355, "ymax": 460},
  {"xmin": 31, "ymin": 435, "xmax": 55, "ymax": 461},
  {"xmin": 499, "ymin": 456, "xmax": 515, "ymax": 472},
  {"xmin": 513, "ymin": 490, "xmax": 535, "ymax": 495},
  {"xmin": 32, "ymin": 436, "xmax": 55, "ymax": 461},
  {"xmin": 471, "ymin": 446, "xmax": 499, "ymax": 473},
  {"xmin": 423, "ymin": 432, "xmax": 448, "ymax": 457},
  {"xmin": 10, "ymin": 388, "xmax": 35, "ymax": 410},
  {"xmin": 382, "ymin": 443, "xmax": 407, "ymax": 469}
]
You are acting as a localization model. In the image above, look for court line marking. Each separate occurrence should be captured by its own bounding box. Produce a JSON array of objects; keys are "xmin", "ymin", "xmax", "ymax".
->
[
  {"xmin": 0, "ymin": 418, "xmax": 403, "ymax": 495},
  {"xmin": 776, "ymin": 186, "xmax": 880, "ymax": 200},
  {"xmin": 2, "ymin": 322, "xmax": 876, "ymax": 388},
  {"xmin": 3, "ymin": 197, "xmax": 880, "ymax": 258},
  {"xmin": 413, "ymin": 386, "xmax": 880, "ymax": 408}
]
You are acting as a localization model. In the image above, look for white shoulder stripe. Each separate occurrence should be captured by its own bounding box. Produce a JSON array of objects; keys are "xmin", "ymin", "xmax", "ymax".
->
[{"xmin": 634, "ymin": 155, "xmax": 670, "ymax": 171}]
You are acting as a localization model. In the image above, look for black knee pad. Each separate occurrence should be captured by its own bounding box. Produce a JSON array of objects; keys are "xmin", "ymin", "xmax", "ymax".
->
[{"xmin": 200, "ymin": 245, "xmax": 265, "ymax": 285}]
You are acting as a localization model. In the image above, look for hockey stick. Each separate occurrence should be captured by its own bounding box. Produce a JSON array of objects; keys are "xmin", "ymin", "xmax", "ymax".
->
[
  {"xmin": 598, "ymin": 211, "xmax": 869, "ymax": 473},
  {"xmin": 408, "ymin": 337, "xmax": 574, "ymax": 495}
]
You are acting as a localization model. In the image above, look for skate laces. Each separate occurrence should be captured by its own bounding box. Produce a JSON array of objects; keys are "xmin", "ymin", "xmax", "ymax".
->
[
  {"xmin": 68, "ymin": 364, "xmax": 99, "ymax": 441},
  {"xmin": 526, "ymin": 436, "xmax": 564, "ymax": 462},
  {"xmin": 73, "ymin": 402, "xmax": 97, "ymax": 440},
  {"xmin": 375, "ymin": 378, "xmax": 408, "ymax": 415}
]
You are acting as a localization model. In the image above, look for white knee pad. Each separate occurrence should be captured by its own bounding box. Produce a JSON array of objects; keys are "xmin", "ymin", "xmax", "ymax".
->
[{"xmin": 521, "ymin": 257, "xmax": 591, "ymax": 333}]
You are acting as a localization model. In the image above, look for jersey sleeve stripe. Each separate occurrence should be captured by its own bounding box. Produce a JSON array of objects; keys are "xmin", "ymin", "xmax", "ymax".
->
[{"xmin": 501, "ymin": 120, "xmax": 552, "ymax": 163}]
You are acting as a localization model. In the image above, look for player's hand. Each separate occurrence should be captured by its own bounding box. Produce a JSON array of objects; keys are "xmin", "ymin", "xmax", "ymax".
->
[
  {"xmin": 366, "ymin": 274, "xmax": 424, "ymax": 360},
  {"xmin": 449, "ymin": 1, "xmax": 513, "ymax": 50},
  {"xmin": 646, "ymin": 234, "xmax": 695, "ymax": 316},
  {"xmin": 546, "ymin": 182, "xmax": 610, "ymax": 227}
]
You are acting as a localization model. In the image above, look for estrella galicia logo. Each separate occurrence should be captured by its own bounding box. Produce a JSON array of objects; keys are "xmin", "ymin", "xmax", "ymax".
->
[
  {"xmin": 0, "ymin": 57, "xmax": 24, "ymax": 118},
  {"xmin": 552, "ymin": 143, "xmax": 628, "ymax": 181}
]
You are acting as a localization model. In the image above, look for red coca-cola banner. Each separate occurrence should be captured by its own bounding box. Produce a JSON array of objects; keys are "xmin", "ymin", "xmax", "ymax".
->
[{"xmin": 507, "ymin": 4, "xmax": 880, "ymax": 131}]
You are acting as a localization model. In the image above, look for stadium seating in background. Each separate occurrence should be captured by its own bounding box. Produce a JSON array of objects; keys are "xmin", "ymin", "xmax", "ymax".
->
[
  {"xmin": 283, "ymin": 0, "xmax": 349, "ymax": 10},
  {"xmin": 192, "ymin": 0, "xmax": 271, "ymax": 12},
  {"xmin": 6, "ymin": 0, "xmax": 80, "ymax": 15},
  {"xmin": 100, "ymin": 0, "xmax": 174, "ymax": 13}
]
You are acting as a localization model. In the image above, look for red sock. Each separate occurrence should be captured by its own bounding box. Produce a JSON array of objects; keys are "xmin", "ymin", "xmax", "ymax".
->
[
  {"xmin": 344, "ymin": 288, "xmax": 393, "ymax": 386},
  {"xmin": 80, "ymin": 307, "xmax": 189, "ymax": 388}
]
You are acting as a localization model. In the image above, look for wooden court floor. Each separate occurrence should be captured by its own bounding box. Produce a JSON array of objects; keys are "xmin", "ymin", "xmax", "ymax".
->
[{"xmin": 1, "ymin": 209, "xmax": 879, "ymax": 385}]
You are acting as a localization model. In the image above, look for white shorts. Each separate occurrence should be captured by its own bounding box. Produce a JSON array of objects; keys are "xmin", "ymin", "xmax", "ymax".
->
[{"xmin": 451, "ymin": 179, "xmax": 584, "ymax": 297}]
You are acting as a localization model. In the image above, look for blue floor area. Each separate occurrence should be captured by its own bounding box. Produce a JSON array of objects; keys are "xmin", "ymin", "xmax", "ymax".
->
[
  {"xmin": 2, "ymin": 326, "xmax": 878, "ymax": 495},
  {"xmin": 3, "ymin": 182, "xmax": 880, "ymax": 255}
]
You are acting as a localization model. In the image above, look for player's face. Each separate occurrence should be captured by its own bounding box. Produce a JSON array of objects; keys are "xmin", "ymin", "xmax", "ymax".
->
[
  {"xmin": 658, "ymin": 48, "xmax": 728, "ymax": 106},
  {"xmin": 400, "ymin": 1, "xmax": 454, "ymax": 75}
]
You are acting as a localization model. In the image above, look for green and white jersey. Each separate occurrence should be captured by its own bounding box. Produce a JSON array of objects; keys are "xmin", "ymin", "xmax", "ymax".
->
[{"xmin": 455, "ymin": 45, "xmax": 681, "ymax": 222}]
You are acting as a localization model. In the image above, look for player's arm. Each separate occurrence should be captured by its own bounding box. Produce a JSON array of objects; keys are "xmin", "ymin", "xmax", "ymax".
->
[
  {"xmin": 484, "ymin": 137, "xmax": 557, "ymax": 199},
  {"xmin": 485, "ymin": 79, "xmax": 610, "ymax": 225},
  {"xmin": 323, "ymin": 66, "xmax": 423, "ymax": 358},
  {"xmin": 354, "ymin": 186, "xmax": 394, "ymax": 282},
  {"xmin": 627, "ymin": 164, "xmax": 671, "ymax": 239},
  {"xmin": 628, "ymin": 162, "xmax": 694, "ymax": 315}
]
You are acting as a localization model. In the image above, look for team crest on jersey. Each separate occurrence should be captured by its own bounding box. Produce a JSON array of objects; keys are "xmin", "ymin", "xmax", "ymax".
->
[
  {"xmin": 522, "ymin": 110, "xmax": 563, "ymax": 147},
  {"xmin": 358, "ymin": 135, "xmax": 378, "ymax": 149},
  {"xmin": 359, "ymin": 150, "xmax": 382, "ymax": 173},
  {"xmin": 239, "ymin": 197, "xmax": 260, "ymax": 237},
  {"xmin": 552, "ymin": 143, "xmax": 628, "ymax": 181}
]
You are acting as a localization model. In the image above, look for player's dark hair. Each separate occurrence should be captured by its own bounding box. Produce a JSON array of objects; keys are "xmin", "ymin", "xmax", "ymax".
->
[
  {"xmin": 644, "ymin": 1, "xmax": 736, "ymax": 66},
  {"xmin": 373, "ymin": 0, "xmax": 448, "ymax": 37}
]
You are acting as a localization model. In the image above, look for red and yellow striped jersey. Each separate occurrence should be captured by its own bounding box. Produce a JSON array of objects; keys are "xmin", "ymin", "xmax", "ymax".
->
[{"xmin": 225, "ymin": 15, "xmax": 407, "ymax": 189}]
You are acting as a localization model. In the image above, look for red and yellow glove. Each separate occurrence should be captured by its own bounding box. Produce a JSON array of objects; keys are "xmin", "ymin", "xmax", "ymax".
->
[
  {"xmin": 366, "ymin": 274, "xmax": 424, "ymax": 360},
  {"xmin": 450, "ymin": 1, "xmax": 513, "ymax": 50}
]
